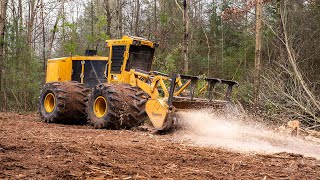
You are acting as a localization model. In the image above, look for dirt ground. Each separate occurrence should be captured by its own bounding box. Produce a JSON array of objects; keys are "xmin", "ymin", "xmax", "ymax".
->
[{"xmin": 0, "ymin": 112, "xmax": 320, "ymax": 179}]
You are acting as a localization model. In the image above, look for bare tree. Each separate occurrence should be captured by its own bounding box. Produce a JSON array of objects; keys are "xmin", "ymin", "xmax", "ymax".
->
[
  {"xmin": 259, "ymin": 0, "xmax": 320, "ymax": 127},
  {"xmin": 40, "ymin": 0, "xmax": 46, "ymax": 74},
  {"xmin": 253, "ymin": 0, "xmax": 262, "ymax": 107},
  {"xmin": 116, "ymin": 0, "xmax": 123, "ymax": 38},
  {"xmin": 175, "ymin": 0, "xmax": 189, "ymax": 74},
  {"xmin": 183, "ymin": 0, "xmax": 189, "ymax": 74},
  {"xmin": 104, "ymin": 0, "xmax": 112, "ymax": 38},
  {"xmin": 27, "ymin": 0, "xmax": 39, "ymax": 46},
  {"xmin": 280, "ymin": 0, "xmax": 320, "ymax": 113},
  {"xmin": 48, "ymin": 3, "xmax": 63, "ymax": 58},
  {"xmin": 0, "ymin": 0, "xmax": 8, "ymax": 104},
  {"xmin": 134, "ymin": 0, "xmax": 140, "ymax": 36},
  {"xmin": 153, "ymin": 0, "xmax": 157, "ymax": 40}
]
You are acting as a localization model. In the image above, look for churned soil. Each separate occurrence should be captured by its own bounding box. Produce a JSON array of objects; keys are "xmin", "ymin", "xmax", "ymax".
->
[{"xmin": 0, "ymin": 112, "xmax": 319, "ymax": 179}]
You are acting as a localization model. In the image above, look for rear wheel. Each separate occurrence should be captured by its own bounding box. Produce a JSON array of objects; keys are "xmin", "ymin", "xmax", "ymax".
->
[
  {"xmin": 39, "ymin": 81, "xmax": 89, "ymax": 124},
  {"xmin": 87, "ymin": 83, "xmax": 148, "ymax": 129}
]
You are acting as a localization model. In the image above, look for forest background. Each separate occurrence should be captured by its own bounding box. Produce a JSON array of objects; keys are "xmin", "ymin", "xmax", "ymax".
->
[{"xmin": 0, "ymin": 0, "xmax": 319, "ymax": 128}]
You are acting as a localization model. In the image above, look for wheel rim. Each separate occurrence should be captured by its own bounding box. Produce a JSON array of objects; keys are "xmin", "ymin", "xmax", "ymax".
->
[
  {"xmin": 94, "ymin": 96, "xmax": 107, "ymax": 118},
  {"xmin": 44, "ymin": 93, "xmax": 56, "ymax": 113}
]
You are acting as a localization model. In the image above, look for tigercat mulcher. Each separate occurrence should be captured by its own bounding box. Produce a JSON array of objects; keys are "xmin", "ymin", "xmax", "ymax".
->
[{"xmin": 39, "ymin": 36, "xmax": 238, "ymax": 130}]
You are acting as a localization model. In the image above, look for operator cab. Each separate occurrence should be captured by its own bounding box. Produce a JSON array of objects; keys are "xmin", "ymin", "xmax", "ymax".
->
[{"xmin": 105, "ymin": 36, "xmax": 157, "ymax": 82}]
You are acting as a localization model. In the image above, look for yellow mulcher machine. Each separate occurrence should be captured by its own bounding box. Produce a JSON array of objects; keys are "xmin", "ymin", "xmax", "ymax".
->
[{"xmin": 39, "ymin": 36, "xmax": 238, "ymax": 130}]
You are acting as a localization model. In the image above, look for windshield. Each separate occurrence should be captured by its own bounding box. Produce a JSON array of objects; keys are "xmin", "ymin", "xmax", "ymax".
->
[{"xmin": 126, "ymin": 45, "xmax": 154, "ymax": 72}]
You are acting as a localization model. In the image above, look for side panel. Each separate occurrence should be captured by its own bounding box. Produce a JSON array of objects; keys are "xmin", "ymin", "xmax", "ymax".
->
[
  {"xmin": 46, "ymin": 61, "xmax": 59, "ymax": 82},
  {"xmin": 46, "ymin": 58, "xmax": 72, "ymax": 83}
]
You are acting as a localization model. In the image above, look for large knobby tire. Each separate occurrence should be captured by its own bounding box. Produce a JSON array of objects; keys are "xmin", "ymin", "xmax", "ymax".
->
[
  {"xmin": 39, "ymin": 81, "xmax": 90, "ymax": 124},
  {"xmin": 87, "ymin": 83, "xmax": 148, "ymax": 129}
]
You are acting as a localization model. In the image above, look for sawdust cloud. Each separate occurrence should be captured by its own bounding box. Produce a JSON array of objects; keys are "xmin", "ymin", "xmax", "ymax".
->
[{"xmin": 174, "ymin": 109, "xmax": 320, "ymax": 159}]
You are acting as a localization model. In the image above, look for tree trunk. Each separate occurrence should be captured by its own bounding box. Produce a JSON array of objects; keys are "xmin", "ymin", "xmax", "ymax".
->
[
  {"xmin": 62, "ymin": 0, "xmax": 66, "ymax": 51},
  {"xmin": 18, "ymin": 0, "xmax": 23, "ymax": 29},
  {"xmin": 210, "ymin": 0, "xmax": 218, "ymax": 71},
  {"xmin": 134, "ymin": 0, "xmax": 140, "ymax": 36},
  {"xmin": 159, "ymin": 0, "xmax": 166, "ymax": 52},
  {"xmin": 183, "ymin": 0, "xmax": 189, "ymax": 74},
  {"xmin": 280, "ymin": 0, "xmax": 320, "ymax": 113},
  {"xmin": 41, "ymin": 0, "xmax": 46, "ymax": 81},
  {"xmin": 90, "ymin": 0, "xmax": 94, "ymax": 49},
  {"xmin": 0, "ymin": 0, "xmax": 8, "ymax": 108},
  {"xmin": 116, "ymin": 0, "xmax": 123, "ymax": 38},
  {"xmin": 129, "ymin": 0, "xmax": 134, "ymax": 34},
  {"xmin": 10, "ymin": 0, "xmax": 23, "ymax": 60},
  {"xmin": 48, "ymin": 4, "xmax": 63, "ymax": 58},
  {"xmin": 27, "ymin": 0, "xmax": 37, "ymax": 46},
  {"xmin": 253, "ymin": 0, "xmax": 262, "ymax": 107},
  {"xmin": 104, "ymin": 0, "xmax": 111, "ymax": 38},
  {"xmin": 153, "ymin": 0, "xmax": 157, "ymax": 40}
]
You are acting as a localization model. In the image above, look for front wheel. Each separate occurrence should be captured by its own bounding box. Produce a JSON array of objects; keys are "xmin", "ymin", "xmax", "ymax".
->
[{"xmin": 87, "ymin": 83, "xmax": 148, "ymax": 129}]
